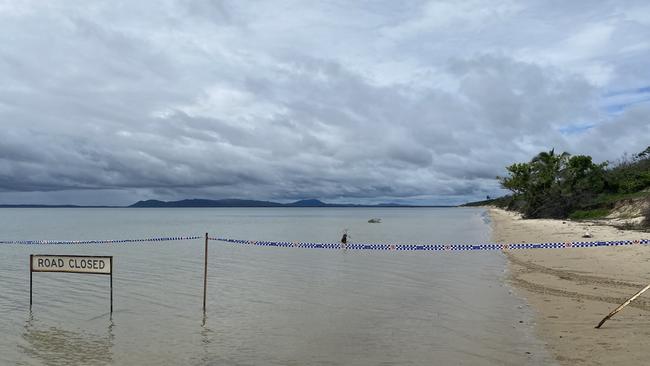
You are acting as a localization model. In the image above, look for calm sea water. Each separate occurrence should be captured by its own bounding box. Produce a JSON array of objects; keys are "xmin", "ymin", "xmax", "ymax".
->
[{"xmin": 0, "ymin": 207, "xmax": 553, "ymax": 365}]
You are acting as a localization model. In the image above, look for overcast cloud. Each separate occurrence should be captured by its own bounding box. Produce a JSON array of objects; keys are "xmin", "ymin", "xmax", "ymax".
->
[{"xmin": 1, "ymin": 0, "xmax": 649, "ymax": 205}]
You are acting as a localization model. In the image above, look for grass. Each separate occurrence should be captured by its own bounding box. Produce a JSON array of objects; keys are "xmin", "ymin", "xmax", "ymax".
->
[
  {"xmin": 569, "ymin": 208, "xmax": 611, "ymax": 220},
  {"xmin": 593, "ymin": 190, "xmax": 650, "ymax": 206}
]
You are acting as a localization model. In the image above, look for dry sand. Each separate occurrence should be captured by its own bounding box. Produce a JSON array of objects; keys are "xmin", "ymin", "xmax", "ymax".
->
[{"xmin": 490, "ymin": 208, "xmax": 650, "ymax": 365}]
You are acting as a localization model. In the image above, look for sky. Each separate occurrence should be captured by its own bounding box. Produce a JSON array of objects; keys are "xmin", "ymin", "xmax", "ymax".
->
[{"xmin": 1, "ymin": 0, "xmax": 649, "ymax": 206}]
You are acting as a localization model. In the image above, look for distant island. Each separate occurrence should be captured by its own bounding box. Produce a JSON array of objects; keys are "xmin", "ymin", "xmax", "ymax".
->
[
  {"xmin": 0, "ymin": 204, "xmax": 116, "ymax": 208},
  {"xmin": 0, "ymin": 199, "xmax": 453, "ymax": 208},
  {"xmin": 129, "ymin": 198, "xmax": 450, "ymax": 208}
]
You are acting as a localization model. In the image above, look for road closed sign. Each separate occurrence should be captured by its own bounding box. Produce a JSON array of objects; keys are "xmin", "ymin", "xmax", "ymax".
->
[
  {"xmin": 31, "ymin": 255, "xmax": 112, "ymax": 274},
  {"xmin": 30, "ymin": 254, "xmax": 114, "ymax": 313}
]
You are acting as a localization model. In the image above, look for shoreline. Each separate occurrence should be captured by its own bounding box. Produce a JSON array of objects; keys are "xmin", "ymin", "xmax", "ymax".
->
[{"xmin": 490, "ymin": 208, "xmax": 650, "ymax": 365}]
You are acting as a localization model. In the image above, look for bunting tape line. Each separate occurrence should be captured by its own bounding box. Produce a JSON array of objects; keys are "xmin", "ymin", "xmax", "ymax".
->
[
  {"xmin": 0, "ymin": 236, "xmax": 201, "ymax": 245},
  {"xmin": 211, "ymin": 238, "xmax": 650, "ymax": 251},
  {"xmin": 1, "ymin": 235, "xmax": 648, "ymax": 250}
]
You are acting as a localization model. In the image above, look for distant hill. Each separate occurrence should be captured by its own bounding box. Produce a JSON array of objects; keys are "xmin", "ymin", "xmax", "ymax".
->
[
  {"xmin": 0, "ymin": 199, "xmax": 455, "ymax": 208},
  {"xmin": 289, "ymin": 199, "xmax": 328, "ymax": 207},
  {"xmin": 129, "ymin": 198, "xmax": 341, "ymax": 208},
  {"xmin": 130, "ymin": 199, "xmax": 285, "ymax": 208},
  {"xmin": 0, "ymin": 204, "xmax": 115, "ymax": 208},
  {"xmin": 129, "ymin": 198, "xmax": 449, "ymax": 208}
]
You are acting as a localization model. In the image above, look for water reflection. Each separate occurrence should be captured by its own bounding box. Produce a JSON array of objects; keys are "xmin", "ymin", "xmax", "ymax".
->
[
  {"xmin": 196, "ymin": 324, "xmax": 214, "ymax": 365},
  {"xmin": 21, "ymin": 313, "xmax": 114, "ymax": 366},
  {"xmin": 0, "ymin": 208, "xmax": 554, "ymax": 365}
]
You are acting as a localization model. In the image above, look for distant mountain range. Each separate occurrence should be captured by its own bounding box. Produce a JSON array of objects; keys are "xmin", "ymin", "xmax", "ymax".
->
[
  {"xmin": 0, "ymin": 204, "xmax": 115, "ymax": 208},
  {"xmin": 0, "ymin": 198, "xmax": 454, "ymax": 208},
  {"xmin": 129, "ymin": 198, "xmax": 449, "ymax": 208}
]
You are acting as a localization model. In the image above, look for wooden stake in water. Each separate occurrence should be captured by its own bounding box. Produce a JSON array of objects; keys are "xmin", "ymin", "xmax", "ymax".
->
[
  {"xmin": 110, "ymin": 258, "xmax": 113, "ymax": 314},
  {"xmin": 596, "ymin": 283, "xmax": 650, "ymax": 328},
  {"xmin": 203, "ymin": 233, "xmax": 208, "ymax": 315},
  {"xmin": 29, "ymin": 254, "xmax": 33, "ymax": 309}
]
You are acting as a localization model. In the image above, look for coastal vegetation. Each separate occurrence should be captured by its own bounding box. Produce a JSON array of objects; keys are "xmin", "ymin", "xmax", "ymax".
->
[{"xmin": 469, "ymin": 147, "xmax": 650, "ymax": 225}]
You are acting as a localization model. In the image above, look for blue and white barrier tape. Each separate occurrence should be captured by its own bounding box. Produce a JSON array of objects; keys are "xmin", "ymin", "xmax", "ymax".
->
[
  {"xmin": 212, "ymin": 238, "xmax": 650, "ymax": 251},
  {"xmin": 2, "ymin": 235, "xmax": 648, "ymax": 249},
  {"xmin": 0, "ymin": 236, "xmax": 201, "ymax": 245}
]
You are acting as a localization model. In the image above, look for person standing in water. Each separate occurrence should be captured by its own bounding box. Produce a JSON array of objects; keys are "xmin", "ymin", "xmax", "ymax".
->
[{"xmin": 340, "ymin": 229, "xmax": 349, "ymax": 249}]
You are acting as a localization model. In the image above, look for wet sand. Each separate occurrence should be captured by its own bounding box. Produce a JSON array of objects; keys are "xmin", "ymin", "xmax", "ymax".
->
[{"xmin": 490, "ymin": 208, "xmax": 650, "ymax": 365}]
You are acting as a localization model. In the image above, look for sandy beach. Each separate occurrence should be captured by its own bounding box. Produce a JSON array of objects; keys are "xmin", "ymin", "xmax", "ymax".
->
[{"xmin": 490, "ymin": 208, "xmax": 650, "ymax": 365}]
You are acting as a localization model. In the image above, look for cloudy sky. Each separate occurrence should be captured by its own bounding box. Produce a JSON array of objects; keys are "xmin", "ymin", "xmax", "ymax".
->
[{"xmin": 1, "ymin": 0, "xmax": 649, "ymax": 205}]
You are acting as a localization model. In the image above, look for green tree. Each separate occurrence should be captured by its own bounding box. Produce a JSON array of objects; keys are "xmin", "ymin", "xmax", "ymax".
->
[
  {"xmin": 499, "ymin": 149, "xmax": 606, "ymax": 218},
  {"xmin": 498, "ymin": 163, "xmax": 531, "ymax": 194},
  {"xmin": 560, "ymin": 155, "xmax": 606, "ymax": 212},
  {"xmin": 498, "ymin": 146, "xmax": 648, "ymax": 219}
]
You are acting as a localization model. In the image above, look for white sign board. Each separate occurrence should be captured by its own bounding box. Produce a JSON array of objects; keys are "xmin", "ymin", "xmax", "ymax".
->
[{"xmin": 31, "ymin": 255, "xmax": 112, "ymax": 275}]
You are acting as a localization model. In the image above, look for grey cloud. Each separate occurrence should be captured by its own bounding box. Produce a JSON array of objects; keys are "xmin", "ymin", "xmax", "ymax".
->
[{"xmin": 0, "ymin": 1, "xmax": 649, "ymax": 205}]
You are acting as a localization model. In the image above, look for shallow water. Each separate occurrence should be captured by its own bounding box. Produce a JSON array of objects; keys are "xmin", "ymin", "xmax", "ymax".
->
[{"xmin": 0, "ymin": 207, "xmax": 553, "ymax": 365}]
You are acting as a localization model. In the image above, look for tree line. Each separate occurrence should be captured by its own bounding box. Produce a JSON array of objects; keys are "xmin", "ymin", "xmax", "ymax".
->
[{"xmin": 497, "ymin": 146, "xmax": 650, "ymax": 219}]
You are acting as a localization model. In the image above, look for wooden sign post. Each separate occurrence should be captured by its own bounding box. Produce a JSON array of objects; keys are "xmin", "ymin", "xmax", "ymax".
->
[{"xmin": 30, "ymin": 254, "xmax": 113, "ymax": 313}]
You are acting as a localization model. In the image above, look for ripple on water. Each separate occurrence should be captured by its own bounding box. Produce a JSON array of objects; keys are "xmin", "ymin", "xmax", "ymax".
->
[{"xmin": 0, "ymin": 208, "xmax": 554, "ymax": 365}]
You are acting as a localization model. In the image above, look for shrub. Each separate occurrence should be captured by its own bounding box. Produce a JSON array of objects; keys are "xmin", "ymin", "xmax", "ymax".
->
[{"xmin": 569, "ymin": 208, "xmax": 610, "ymax": 220}]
